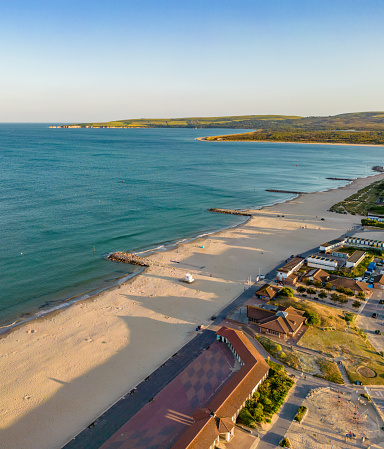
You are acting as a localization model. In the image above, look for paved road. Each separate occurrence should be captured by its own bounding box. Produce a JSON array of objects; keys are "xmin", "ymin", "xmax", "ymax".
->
[{"xmin": 357, "ymin": 288, "xmax": 384, "ymax": 352}]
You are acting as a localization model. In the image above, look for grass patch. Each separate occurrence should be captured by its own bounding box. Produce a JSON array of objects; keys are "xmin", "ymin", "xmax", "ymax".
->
[
  {"xmin": 256, "ymin": 335, "xmax": 301, "ymax": 369},
  {"xmin": 330, "ymin": 179, "xmax": 384, "ymax": 216},
  {"xmin": 272, "ymin": 297, "xmax": 384, "ymax": 384},
  {"xmin": 315, "ymin": 359, "xmax": 344, "ymax": 384}
]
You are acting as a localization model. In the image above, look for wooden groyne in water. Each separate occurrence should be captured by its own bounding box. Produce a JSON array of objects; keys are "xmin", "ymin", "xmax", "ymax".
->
[
  {"xmin": 326, "ymin": 177, "xmax": 354, "ymax": 181},
  {"xmin": 208, "ymin": 208, "xmax": 252, "ymax": 217},
  {"xmin": 108, "ymin": 252, "xmax": 150, "ymax": 267},
  {"xmin": 266, "ymin": 189, "xmax": 304, "ymax": 195}
]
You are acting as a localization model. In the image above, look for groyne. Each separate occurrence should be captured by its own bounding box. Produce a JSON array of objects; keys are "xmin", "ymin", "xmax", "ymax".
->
[
  {"xmin": 265, "ymin": 189, "xmax": 304, "ymax": 195},
  {"xmin": 108, "ymin": 252, "xmax": 150, "ymax": 267},
  {"xmin": 326, "ymin": 177, "xmax": 354, "ymax": 181},
  {"xmin": 208, "ymin": 208, "xmax": 252, "ymax": 217}
]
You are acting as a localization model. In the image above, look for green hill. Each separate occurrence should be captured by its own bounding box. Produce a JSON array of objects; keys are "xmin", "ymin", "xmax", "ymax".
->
[{"xmin": 59, "ymin": 112, "xmax": 384, "ymax": 131}]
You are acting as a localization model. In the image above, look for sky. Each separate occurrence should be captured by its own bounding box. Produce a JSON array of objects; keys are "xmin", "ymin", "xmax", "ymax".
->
[{"xmin": 0, "ymin": 0, "xmax": 383, "ymax": 122}]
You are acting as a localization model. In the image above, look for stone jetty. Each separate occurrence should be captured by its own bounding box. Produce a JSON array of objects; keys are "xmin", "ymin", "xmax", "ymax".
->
[
  {"xmin": 108, "ymin": 252, "xmax": 150, "ymax": 267},
  {"xmin": 326, "ymin": 177, "xmax": 354, "ymax": 181},
  {"xmin": 208, "ymin": 208, "xmax": 252, "ymax": 216},
  {"xmin": 266, "ymin": 189, "xmax": 304, "ymax": 194}
]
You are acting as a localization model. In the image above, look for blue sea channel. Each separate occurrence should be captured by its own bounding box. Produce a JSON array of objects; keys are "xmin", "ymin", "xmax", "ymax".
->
[{"xmin": 0, "ymin": 124, "xmax": 382, "ymax": 327}]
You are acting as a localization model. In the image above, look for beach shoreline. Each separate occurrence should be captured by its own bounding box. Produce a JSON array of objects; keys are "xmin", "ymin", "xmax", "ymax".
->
[{"xmin": 2, "ymin": 172, "xmax": 384, "ymax": 449}]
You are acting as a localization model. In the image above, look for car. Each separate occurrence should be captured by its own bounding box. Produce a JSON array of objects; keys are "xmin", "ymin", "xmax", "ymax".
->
[
  {"xmin": 372, "ymin": 313, "xmax": 378, "ymax": 318},
  {"xmin": 375, "ymin": 330, "xmax": 381, "ymax": 335},
  {"xmin": 379, "ymin": 300, "xmax": 384, "ymax": 304}
]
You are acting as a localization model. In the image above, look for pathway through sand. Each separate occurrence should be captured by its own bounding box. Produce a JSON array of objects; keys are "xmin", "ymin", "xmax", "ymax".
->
[{"xmin": 1, "ymin": 173, "xmax": 384, "ymax": 449}]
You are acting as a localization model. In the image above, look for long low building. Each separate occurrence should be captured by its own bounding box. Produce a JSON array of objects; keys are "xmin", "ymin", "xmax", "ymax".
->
[
  {"xmin": 171, "ymin": 327, "xmax": 269, "ymax": 449},
  {"xmin": 345, "ymin": 236, "xmax": 384, "ymax": 249},
  {"xmin": 306, "ymin": 255, "xmax": 338, "ymax": 270},
  {"xmin": 319, "ymin": 238, "xmax": 345, "ymax": 252},
  {"xmin": 345, "ymin": 250, "xmax": 366, "ymax": 268}
]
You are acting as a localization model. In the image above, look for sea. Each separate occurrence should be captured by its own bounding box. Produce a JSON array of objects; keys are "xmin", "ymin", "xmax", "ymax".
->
[{"xmin": 1, "ymin": 124, "xmax": 382, "ymax": 329}]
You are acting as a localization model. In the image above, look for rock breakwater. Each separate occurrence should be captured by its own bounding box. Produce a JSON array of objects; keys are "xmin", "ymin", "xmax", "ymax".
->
[
  {"xmin": 208, "ymin": 208, "xmax": 252, "ymax": 217},
  {"xmin": 108, "ymin": 252, "xmax": 150, "ymax": 267}
]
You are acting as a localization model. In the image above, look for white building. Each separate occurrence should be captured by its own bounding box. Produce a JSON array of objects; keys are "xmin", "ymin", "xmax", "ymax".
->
[
  {"xmin": 307, "ymin": 255, "xmax": 338, "ymax": 270},
  {"xmin": 319, "ymin": 238, "xmax": 345, "ymax": 252}
]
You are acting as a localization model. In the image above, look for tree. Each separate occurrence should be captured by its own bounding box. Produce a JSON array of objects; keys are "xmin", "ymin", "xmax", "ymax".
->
[
  {"xmin": 297, "ymin": 286, "xmax": 306, "ymax": 294},
  {"xmin": 331, "ymin": 293, "xmax": 340, "ymax": 303},
  {"xmin": 336, "ymin": 286, "xmax": 346, "ymax": 294},
  {"xmin": 306, "ymin": 287, "xmax": 316, "ymax": 297},
  {"xmin": 345, "ymin": 288, "xmax": 354, "ymax": 297},
  {"xmin": 358, "ymin": 292, "xmax": 366, "ymax": 300},
  {"xmin": 325, "ymin": 282, "xmax": 332, "ymax": 291},
  {"xmin": 279, "ymin": 287, "xmax": 294, "ymax": 297},
  {"xmin": 313, "ymin": 280, "xmax": 322, "ymax": 288},
  {"xmin": 318, "ymin": 290, "xmax": 327, "ymax": 299},
  {"xmin": 352, "ymin": 300, "xmax": 361, "ymax": 309},
  {"xmin": 304, "ymin": 278, "xmax": 313, "ymax": 286},
  {"xmin": 338, "ymin": 294, "xmax": 348, "ymax": 304}
]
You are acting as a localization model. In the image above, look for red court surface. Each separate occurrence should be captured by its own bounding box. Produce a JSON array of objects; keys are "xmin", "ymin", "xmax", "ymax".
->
[{"xmin": 100, "ymin": 340, "xmax": 239, "ymax": 449}]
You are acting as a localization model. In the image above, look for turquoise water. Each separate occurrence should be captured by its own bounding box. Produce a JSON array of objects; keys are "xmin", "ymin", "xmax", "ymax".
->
[{"xmin": 0, "ymin": 124, "xmax": 382, "ymax": 326}]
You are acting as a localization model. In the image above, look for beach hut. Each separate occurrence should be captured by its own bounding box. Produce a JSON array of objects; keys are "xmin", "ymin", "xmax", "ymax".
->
[{"xmin": 184, "ymin": 273, "xmax": 194, "ymax": 283}]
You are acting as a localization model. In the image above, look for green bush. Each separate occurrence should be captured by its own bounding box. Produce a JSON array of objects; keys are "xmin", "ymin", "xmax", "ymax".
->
[
  {"xmin": 304, "ymin": 310, "xmax": 320, "ymax": 326},
  {"xmin": 238, "ymin": 408, "xmax": 256, "ymax": 428},
  {"xmin": 279, "ymin": 287, "xmax": 295, "ymax": 297},
  {"xmin": 352, "ymin": 300, "xmax": 361, "ymax": 309},
  {"xmin": 280, "ymin": 437, "xmax": 291, "ymax": 447},
  {"xmin": 294, "ymin": 405, "xmax": 307, "ymax": 422},
  {"xmin": 361, "ymin": 393, "xmax": 371, "ymax": 402}
]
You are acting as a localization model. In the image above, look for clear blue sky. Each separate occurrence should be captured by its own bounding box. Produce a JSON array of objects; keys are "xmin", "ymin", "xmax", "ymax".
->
[{"xmin": 1, "ymin": 0, "xmax": 383, "ymax": 122}]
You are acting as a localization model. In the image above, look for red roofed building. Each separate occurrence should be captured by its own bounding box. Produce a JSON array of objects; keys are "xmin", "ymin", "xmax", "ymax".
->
[{"xmin": 170, "ymin": 327, "xmax": 269, "ymax": 449}]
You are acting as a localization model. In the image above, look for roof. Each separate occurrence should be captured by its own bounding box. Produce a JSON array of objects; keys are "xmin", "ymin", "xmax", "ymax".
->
[
  {"xmin": 374, "ymin": 274, "xmax": 384, "ymax": 285},
  {"xmin": 247, "ymin": 306, "xmax": 274, "ymax": 321},
  {"xmin": 307, "ymin": 255, "xmax": 338, "ymax": 263},
  {"xmin": 319, "ymin": 238, "xmax": 345, "ymax": 248},
  {"xmin": 347, "ymin": 250, "xmax": 366, "ymax": 264},
  {"xmin": 170, "ymin": 327, "xmax": 269, "ymax": 449},
  {"xmin": 302, "ymin": 268, "xmax": 329, "ymax": 282},
  {"xmin": 277, "ymin": 257, "xmax": 304, "ymax": 273},
  {"xmin": 328, "ymin": 276, "xmax": 368, "ymax": 292},
  {"xmin": 248, "ymin": 305, "xmax": 306, "ymax": 335},
  {"xmin": 255, "ymin": 284, "xmax": 280, "ymax": 299}
]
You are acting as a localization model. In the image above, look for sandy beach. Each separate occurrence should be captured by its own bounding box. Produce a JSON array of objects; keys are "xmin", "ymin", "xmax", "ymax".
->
[{"xmin": 2, "ymin": 173, "xmax": 384, "ymax": 449}]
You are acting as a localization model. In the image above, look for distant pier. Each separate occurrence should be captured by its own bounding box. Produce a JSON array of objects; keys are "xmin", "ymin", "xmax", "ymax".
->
[{"xmin": 265, "ymin": 189, "xmax": 304, "ymax": 195}]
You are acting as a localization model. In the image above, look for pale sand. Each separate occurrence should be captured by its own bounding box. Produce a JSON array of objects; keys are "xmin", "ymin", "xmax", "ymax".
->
[{"xmin": 1, "ymin": 173, "xmax": 384, "ymax": 449}]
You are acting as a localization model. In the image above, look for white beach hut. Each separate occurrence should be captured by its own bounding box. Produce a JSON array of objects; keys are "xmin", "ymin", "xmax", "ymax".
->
[{"xmin": 184, "ymin": 273, "xmax": 194, "ymax": 283}]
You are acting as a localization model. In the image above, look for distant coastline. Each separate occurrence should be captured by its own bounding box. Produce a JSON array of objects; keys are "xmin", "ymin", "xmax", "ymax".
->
[{"xmin": 196, "ymin": 135, "xmax": 384, "ymax": 147}]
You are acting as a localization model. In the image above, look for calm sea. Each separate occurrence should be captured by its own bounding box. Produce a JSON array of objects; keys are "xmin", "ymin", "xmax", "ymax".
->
[{"xmin": 0, "ymin": 124, "xmax": 382, "ymax": 327}]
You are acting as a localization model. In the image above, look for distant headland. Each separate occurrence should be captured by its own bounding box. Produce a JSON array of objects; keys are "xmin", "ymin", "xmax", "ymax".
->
[{"xmin": 50, "ymin": 112, "xmax": 384, "ymax": 145}]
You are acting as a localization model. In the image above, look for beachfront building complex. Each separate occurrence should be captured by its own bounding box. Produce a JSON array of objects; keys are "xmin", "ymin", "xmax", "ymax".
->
[{"xmin": 171, "ymin": 327, "xmax": 269, "ymax": 449}]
